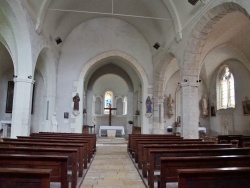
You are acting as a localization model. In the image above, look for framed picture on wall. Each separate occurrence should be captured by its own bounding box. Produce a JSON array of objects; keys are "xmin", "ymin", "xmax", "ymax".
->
[
  {"xmin": 242, "ymin": 97, "xmax": 250, "ymax": 115},
  {"xmin": 5, "ymin": 81, "xmax": 14, "ymax": 113}
]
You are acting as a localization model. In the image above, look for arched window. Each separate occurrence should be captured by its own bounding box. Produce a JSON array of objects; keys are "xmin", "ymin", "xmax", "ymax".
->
[
  {"xmin": 218, "ymin": 66, "xmax": 235, "ymax": 109},
  {"xmin": 104, "ymin": 91, "xmax": 113, "ymax": 114}
]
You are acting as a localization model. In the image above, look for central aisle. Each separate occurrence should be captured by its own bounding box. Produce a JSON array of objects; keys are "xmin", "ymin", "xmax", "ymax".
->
[{"xmin": 81, "ymin": 139, "xmax": 145, "ymax": 188}]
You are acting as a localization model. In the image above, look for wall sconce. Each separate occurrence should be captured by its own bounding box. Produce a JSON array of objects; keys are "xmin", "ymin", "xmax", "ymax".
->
[
  {"xmin": 184, "ymin": 79, "xmax": 188, "ymax": 82},
  {"xmin": 28, "ymin": 75, "xmax": 32, "ymax": 79},
  {"xmin": 13, "ymin": 75, "xmax": 17, "ymax": 78}
]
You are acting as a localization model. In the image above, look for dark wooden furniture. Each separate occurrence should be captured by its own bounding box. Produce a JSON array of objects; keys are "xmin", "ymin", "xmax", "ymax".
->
[
  {"xmin": 0, "ymin": 146, "xmax": 78, "ymax": 188},
  {"xmin": 178, "ymin": 167, "xmax": 250, "ymax": 188},
  {"xmin": 0, "ymin": 167, "xmax": 51, "ymax": 188},
  {"xmin": 157, "ymin": 155, "xmax": 250, "ymax": 188},
  {"xmin": 128, "ymin": 134, "xmax": 180, "ymax": 153},
  {"xmin": 139, "ymin": 143, "xmax": 232, "ymax": 170},
  {"xmin": 0, "ymin": 140, "xmax": 87, "ymax": 172},
  {"xmin": 0, "ymin": 154, "xmax": 68, "ymax": 188},
  {"xmin": 147, "ymin": 148, "xmax": 250, "ymax": 188}
]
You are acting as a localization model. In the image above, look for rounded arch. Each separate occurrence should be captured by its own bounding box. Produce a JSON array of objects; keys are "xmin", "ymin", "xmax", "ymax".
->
[
  {"xmin": 35, "ymin": 47, "xmax": 57, "ymax": 98},
  {"xmin": 0, "ymin": 0, "xmax": 33, "ymax": 76},
  {"xmin": 154, "ymin": 52, "xmax": 179, "ymax": 97},
  {"xmin": 73, "ymin": 50, "xmax": 149, "ymax": 133},
  {"xmin": 183, "ymin": 2, "xmax": 249, "ymax": 81},
  {"xmin": 32, "ymin": 47, "xmax": 57, "ymax": 131},
  {"xmin": 79, "ymin": 50, "xmax": 148, "ymax": 85},
  {"xmin": 87, "ymin": 64, "xmax": 134, "ymax": 92}
]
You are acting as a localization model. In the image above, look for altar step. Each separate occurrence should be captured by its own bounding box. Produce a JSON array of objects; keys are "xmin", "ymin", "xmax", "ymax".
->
[{"xmin": 97, "ymin": 137, "xmax": 128, "ymax": 145}]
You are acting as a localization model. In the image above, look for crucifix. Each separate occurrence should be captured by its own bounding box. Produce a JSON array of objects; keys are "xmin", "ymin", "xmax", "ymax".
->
[{"xmin": 104, "ymin": 106, "xmax": 117, "ymax": 126}]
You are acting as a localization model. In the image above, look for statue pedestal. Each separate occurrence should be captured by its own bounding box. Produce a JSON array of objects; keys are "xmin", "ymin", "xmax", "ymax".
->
[{"xmin": 107, "ymin": 130, "xmax": 116, "ymax": 138}]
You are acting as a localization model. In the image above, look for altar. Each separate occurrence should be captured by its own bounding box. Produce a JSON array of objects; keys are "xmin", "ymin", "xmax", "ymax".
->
[
  {"xmin": 0, "ymin": 120, "xmax": 11, "ymax": 138},
  {"xmin": 99, "ymin": 126, "xmax": 125, "ymax": 137}
]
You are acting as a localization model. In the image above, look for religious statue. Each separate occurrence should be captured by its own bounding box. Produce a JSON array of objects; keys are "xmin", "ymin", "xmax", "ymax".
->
[
  {"xmin": 51, "ymin": 112, "xmax": 58, "ymax": 132},
  {"xmin": 146, "ymin": 96, "xmax": 152, "ymax": 113},
  {"xmin": 167, "ymin": 94, "xmax": 174, "ymax": 118},
  {"xmin": 73, "ymin": 93, "xmax": 80, "ymax": 116},
  {"xmin": 201, "ymin": 94, "xmax": 209, "ymax": 117}
]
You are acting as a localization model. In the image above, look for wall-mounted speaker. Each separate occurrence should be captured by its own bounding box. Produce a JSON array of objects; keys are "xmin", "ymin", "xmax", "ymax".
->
[
  {"xmin": 188, "ymin": 0, "xmax": 199, "ymax": 5},
  {"xmin": 55, "ymin": 37, "xmax": 62, "ymax": 44}
]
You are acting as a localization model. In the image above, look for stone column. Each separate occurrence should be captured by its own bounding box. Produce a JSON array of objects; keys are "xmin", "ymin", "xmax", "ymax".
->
[
  {"xmin": 11, "ymin": 78, "xmax": 35, "ymax": 138},
  {"xmin": 180, "ymin": 81, "xmax": 199, "ymax": 138},
  {"xmin": 152, "ymin": 96, "xmax": 165, "ymax": 134}
]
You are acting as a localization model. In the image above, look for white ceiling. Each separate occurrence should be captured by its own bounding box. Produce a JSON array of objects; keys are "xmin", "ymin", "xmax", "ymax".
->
[{"xmin": 23, "ymin": 0, "xmax": 211, "ymax": 54}]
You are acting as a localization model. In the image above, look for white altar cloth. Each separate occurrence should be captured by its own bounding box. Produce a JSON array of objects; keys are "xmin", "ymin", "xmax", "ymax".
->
[
  {"xmin": 198, "ymin": 127, "xmax": 206, "ymax": 133},
  {"xmin": 0, "ymin": 120, "xmax": 11, "ymax": 130},
  {"xmin": 99, "ymin": 126, "xmax": 125, "ymax": 137},
  {"xmin": 0, "ymin": 120, "xmax": 12, "ymax": 137}
]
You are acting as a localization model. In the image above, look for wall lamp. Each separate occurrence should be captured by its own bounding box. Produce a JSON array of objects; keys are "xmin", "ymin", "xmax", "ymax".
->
[{"xmin": 28, "ymin": 75, "xmax": 32, "ymax": 79}]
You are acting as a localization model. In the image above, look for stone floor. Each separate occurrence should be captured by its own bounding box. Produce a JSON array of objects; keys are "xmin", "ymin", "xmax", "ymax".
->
[{"xmin": 80, "ymin": 137, "xmax": 146, "ymax": 188}]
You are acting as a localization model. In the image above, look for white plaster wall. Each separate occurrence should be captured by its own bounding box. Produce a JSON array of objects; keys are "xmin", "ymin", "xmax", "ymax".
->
[
  {"xmin": 209, "ymin": 60, "xmax": 250, "ymax": 135},
  {"xmin": 31, "ymin": 71, "xmax": 45, "ymax": 133},
  {"xmin": 57, "ymin": 17, "xmax": 152, "ymax": 131}
]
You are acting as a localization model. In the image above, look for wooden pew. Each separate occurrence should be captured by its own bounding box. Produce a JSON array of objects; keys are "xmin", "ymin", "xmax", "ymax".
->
[
  {"xmin": 0, "ymin": 146, "xmax": 78, "ymax": 188},
  {"xmin": 131, "ymin": 137, "xmax": 185, "ymax": 158},
  {"xmin": 138, "ymin": 141, "xmax": 216, "ymax": 168},
  {"xmin": 5, "ymin": 137, "xmax": 93, "ymax": 163},
  {"xmin": 30, "ymin": 133, "xmax": 96, "ymax": 152},
  {"xmin": 132, "ymin": 139, "xmax": 202, "ymax": 163},
  {"xmin": 0, "ymin": 140, "xmax": 87, "ymax": 173},
  {"xmin": 0, "ymin": 167, "xmax": 51, "ymax": 188},
  {"xmin": 157, "ymin": 155, "xmax": 250, "ymax": 188},
  {"xmin": 139, "ymin": 143, "xmax": 232, "ymax": 170},
  {"xmin": 132, "ymin": 139, "xmax": 210, "ymax": 163},
  {"xmin": 178, "ymin": 167, "xmax": 250, "ymax": 188},
  {"xmin": 18, "ymin": 135, "xmax": 95, "ymax": 156},
  {"xmin": 128, "ymin": 134, "xmax": 180, "ymax": 153},
  {"xmin": 217, "ymin": 135, "xmax": 250, "ymax": 147},
  {"xmin": 147, "ymin": 148, "xmax": 250, "ymax": 188},
  {"xmin": 0, "ymin": 154, "xmax": 68, "ymax": 188}
]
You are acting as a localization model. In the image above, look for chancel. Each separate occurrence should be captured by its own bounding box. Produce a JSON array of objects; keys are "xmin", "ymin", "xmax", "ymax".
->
[{"xmin": 99, "ymin": 105, "xmax": 125, "ymax": 137}]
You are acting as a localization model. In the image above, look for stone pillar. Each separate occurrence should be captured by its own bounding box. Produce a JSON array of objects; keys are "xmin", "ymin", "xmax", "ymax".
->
[
  {"xmin": 11, "ymin": 78, "xmax": 35, "ymax": 138},
  {"xmin": 180, "ymin": 82, "xmax": 199, "ymax": 138},
  {"xmin": 152, "ymin": 96, "xmax": 165, "ymax": 134}
]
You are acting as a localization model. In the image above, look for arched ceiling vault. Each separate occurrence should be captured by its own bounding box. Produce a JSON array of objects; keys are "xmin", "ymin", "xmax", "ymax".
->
[{"xmin": 22, "ymin": 0, "xmax": 213, "ymax": 56}]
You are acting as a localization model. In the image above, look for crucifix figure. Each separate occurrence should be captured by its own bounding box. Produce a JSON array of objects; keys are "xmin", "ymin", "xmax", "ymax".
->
[{"xmin": 104, "ymin": 105, "xmax": 117, "ymax": 126}]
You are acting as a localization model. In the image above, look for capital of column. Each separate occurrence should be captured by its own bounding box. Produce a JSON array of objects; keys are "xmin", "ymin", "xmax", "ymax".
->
[{"xmin": 14, "ymin": 78, "xmax": 35, "ymax": 84}]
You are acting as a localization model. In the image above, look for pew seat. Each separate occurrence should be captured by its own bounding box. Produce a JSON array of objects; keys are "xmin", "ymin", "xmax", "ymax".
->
[
  {"xmin": 178, "ymin": 167, "xmax": 250, "ymax": 188},
  {"xmin": 0, "ymin": 167, "xmax": 51, "ymax": 188}
]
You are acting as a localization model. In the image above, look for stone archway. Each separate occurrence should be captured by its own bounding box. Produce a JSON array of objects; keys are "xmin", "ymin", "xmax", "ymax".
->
[
  {"xmin": 72, "ymin": 50, "xmax": 150, "ymax": 134},
  {"xmin": 153, "ymin": 53, "xmax": 178, "ymax": 134},
  {"xmin": 183, "ymin": 2, "xmax": 249, "ymax": 81},
  {"xmin": 181, "ymin": 2, "xmax": 249, "ymax": 138}
]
